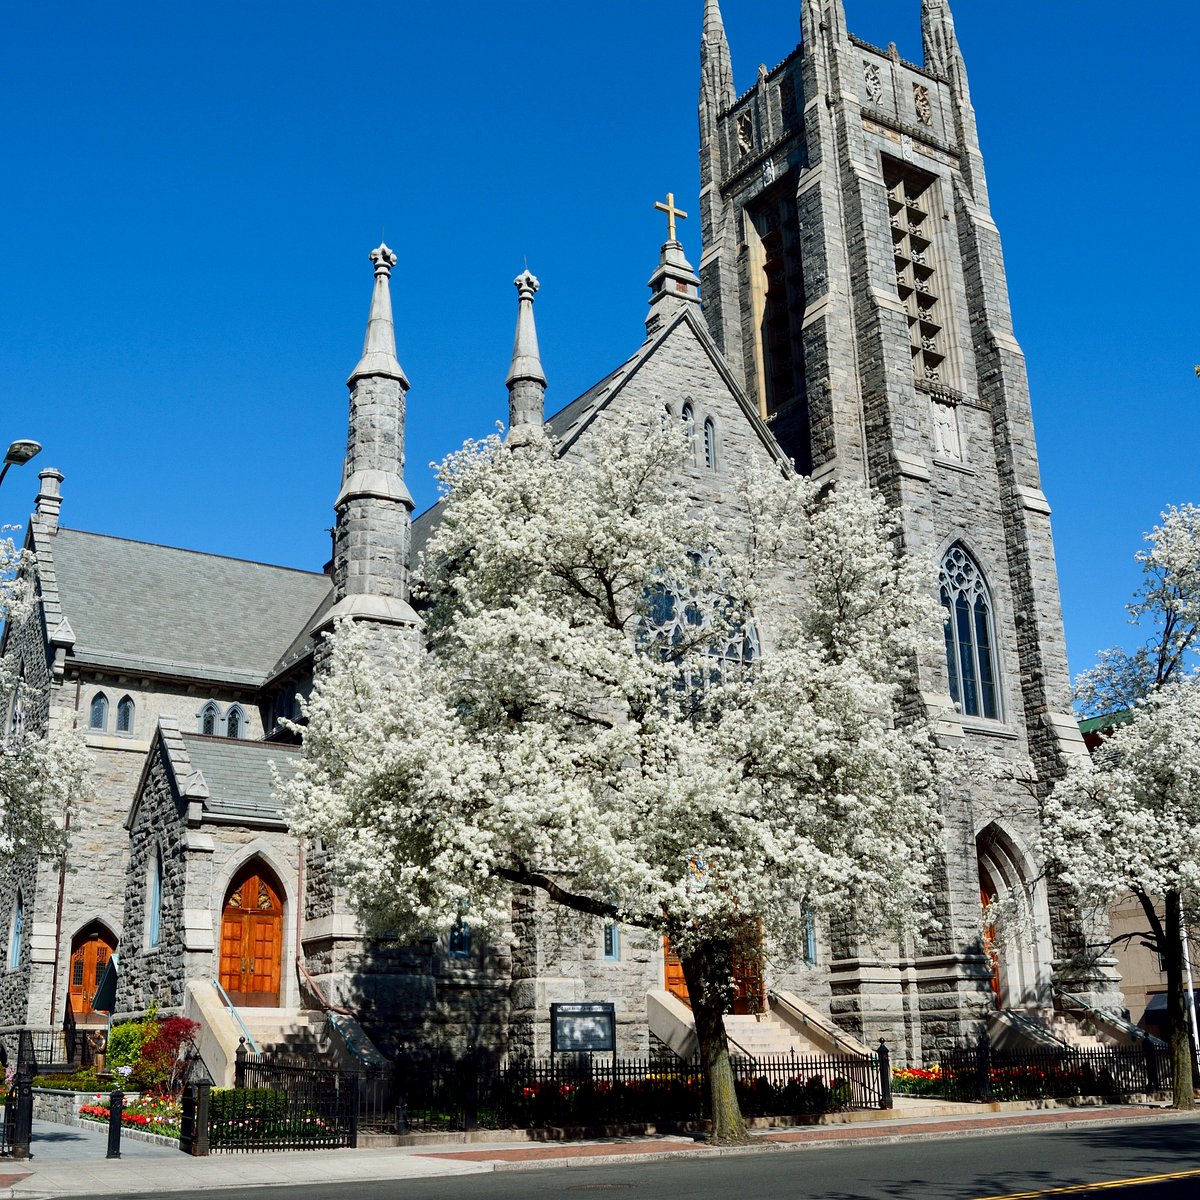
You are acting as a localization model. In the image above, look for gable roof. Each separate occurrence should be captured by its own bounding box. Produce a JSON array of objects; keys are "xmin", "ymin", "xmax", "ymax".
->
[
  {"xmin": 412, "ymin": 305, "xmax": 792, "ymax": 558},
  {"xmin": 43, "ymin": 528, "xmax": 332, "ymax": 688},
  {"xmin": 182, "ymin": 734, "xmax": 298, "ymax": 824}
]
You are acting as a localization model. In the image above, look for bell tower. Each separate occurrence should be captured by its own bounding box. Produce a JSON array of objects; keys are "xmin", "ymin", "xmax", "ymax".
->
[{"xmin": 697, "ymin": 2, "xmax": 1107, "ymax": 1057}]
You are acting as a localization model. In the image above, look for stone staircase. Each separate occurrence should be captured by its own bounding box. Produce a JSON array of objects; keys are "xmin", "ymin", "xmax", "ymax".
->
[
  {"xmin": 238, "ymin": 1008, "xmax": 332, "ymax": 1060},
  {"xmin": 723, "ymin": 1012, "xmax": 820, "ymax": 1058},
  {"xmin": 988, "ymin": 1007, "xmax": 1106, "ymax": 1051}
]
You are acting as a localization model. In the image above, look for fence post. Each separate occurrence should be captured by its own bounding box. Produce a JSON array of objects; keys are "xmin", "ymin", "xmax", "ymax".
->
[
  {"xmin": 235, "ymin": 1037, "xmax": 247, "ymax": 1089},
  {"xmin": 180, "ymin": 1085, "xmax": 195, "ymax": 1155},
  {"xmin": 877, "ymin": 1040, "xmax": 893, "ymax": 1110},
  {"xmin": 194, "ymin": 1081, "xmax": 211, "ymax": 1156},
  {"xmin": 977, "ymin": 1032, "xmax": 993, "ymax": 1103},
  {"xmin": 106, "ymin": 1086, "xmax": 124, "ymax": 1159},
  {"xmin": 10, "ymin": 1067, "xmax": 32, "ymax": 1160},
  {"xmin": 463, "ymin": 1044, "xmax": 478, "ymax": 1133},
  {"xmin": 347, "ymin": 1071, "xmax": 360, "ymax": 1149}
]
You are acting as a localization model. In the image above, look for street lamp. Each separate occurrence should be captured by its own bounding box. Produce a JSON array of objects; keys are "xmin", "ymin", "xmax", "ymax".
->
[{"xmin": 0, "ymin": 440, "xmax": 42, "ymax": 489}]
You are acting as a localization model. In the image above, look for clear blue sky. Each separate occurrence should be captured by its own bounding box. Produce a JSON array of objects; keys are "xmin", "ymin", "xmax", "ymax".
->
[{"xmin": 1, "ymin": 2, "xmax": 1195, "ymax": 682}]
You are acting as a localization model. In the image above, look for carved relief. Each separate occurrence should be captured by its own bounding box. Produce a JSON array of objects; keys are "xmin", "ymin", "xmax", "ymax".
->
[
  {"xmin": 761, "ymin": 158, "xmax": 778, "ymax": 187},
  {"xmin": 931, "ymin": 398, "xmax": 962, "ymax": 460},
  {"xmin": 864, "ymin": 62, "xmax": 883, "ymax": 105},
  {"xmin": 737, "ymin": 111, "xmax": 754, "ymax": 156},
  {"xmin": 913, "ymin": 83, "xmax": 933, "ymax": 126}
]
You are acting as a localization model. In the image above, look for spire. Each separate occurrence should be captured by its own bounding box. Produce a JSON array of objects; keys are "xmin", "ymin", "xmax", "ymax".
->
[
  {"xmin": 922, "ymin": 0, "xmax": 960, "ymax": 79},
  {"xmin": 319, "ymin": 243, "xmax": 418, "ymax": 636},
  {"xmin": 921, "ymin": 0, "xmax": 986, "ymax": 200},
  {"xmin": 700, "ymin": 0, "xmax": 735, "ymax": 117},
  {"xmin": 646, "ymin": 193, "xmax": 701, "ymax": 338},
  {"xmin": 802, "ymin": 0, "xmax": 847, "ymax": 47},
  {"xmin": 505, "ymin": 270, "xmax": 547, "ymax": 444},
  {"xmin": 347, "ymin": 243, "xmax": 409, "ymax": 387}
]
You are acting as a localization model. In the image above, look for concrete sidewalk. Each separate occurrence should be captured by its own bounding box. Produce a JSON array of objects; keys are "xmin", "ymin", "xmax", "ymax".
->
[{"xmin": 3, "ymin": 1102, "xmax": 1197, "ymax": 1198}]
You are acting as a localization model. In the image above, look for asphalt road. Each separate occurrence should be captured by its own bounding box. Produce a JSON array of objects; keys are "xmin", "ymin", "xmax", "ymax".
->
[{"xmin": 61, "ymin": 1118, "xmax": 1200, "ymax": 1200}]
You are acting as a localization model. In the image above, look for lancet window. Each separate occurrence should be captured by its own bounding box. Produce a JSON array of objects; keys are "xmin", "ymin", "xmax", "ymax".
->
[
  {"xmin": 89, "ymin": 692, "xmax": 108, "ymax": 731},
  {"xmin": 939, "ymin": 544, "xmax": 1000, "ymax": 720},
  {"xmin": 116, "ymin": 695, "xmax": 135, "ymax": 734}
]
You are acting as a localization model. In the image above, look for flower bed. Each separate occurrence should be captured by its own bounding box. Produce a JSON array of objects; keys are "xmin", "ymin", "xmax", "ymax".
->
[
  {"xmin": 78, "ymin": 1092, "xmax": 182, "ymax": 1139},
  {"xmin": 892, "ymin": 1065, "xmax": 944, "ymax": 1097}
]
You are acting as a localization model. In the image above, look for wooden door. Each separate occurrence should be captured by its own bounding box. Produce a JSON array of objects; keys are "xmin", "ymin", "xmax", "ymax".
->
[
  {"xmin": 219, "ymin": 867, "xmax": 283, "ymax": 1007},
  {"xmin": 732, "ymin": 943, "xmax": 765, "ymax": 1016},
  {"xmin": 980, "ymin": 887, "xmax": 1002, "ymax": 1008},
  {"xmin": 69, "ymin": 927, "xmax": 117, "ymax": 1018},
  {"xmin": 663, "ymin": 938, "xmax": 690, "ymax": 1005}
]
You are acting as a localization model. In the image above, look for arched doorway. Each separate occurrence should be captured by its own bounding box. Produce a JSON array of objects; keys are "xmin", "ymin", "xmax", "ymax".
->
[
  {"xmin": 218, "ymin": 862, "xmax": 284, "ymax": 1008},
  {"xmin": 976, "ymin": 824, "xmax": 1051, "ymax": 1010},
  {"xmin": 68, "ymin": 923, "xmax": 118, "ymax": 1022}
]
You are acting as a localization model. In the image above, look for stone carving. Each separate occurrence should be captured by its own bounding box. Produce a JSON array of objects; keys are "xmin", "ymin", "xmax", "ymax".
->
[
  {"xmin": 902, "ymin": 133, "xmax": 916, "ymax": 162},
  {"xmin": 737, "ymin": 110, "xmax": 754, "ymax": 155},
  {"xmin": 761, "ymin": 158, "xmax": 778, "ymax": 186},
  {"xmin": 914, "ymin": 83, "xmax": 933, "ymax": 126},
  {"xmin": 864, "ymin": 62, "xmax": 883, "ymax": 105},
  {"xmin": 931, "ymin": 398, "xmax": 962, "ymax": 460}
]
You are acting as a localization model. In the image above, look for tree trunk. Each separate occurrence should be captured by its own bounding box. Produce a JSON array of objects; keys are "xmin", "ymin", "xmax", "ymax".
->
[
  {"xmin": 680, "ymin": 938, "xmax": 748, "ymax": 1145},
  {"xmin": 1164, "ymin": 891, "xmax": 1195, "ymax": 1110}
]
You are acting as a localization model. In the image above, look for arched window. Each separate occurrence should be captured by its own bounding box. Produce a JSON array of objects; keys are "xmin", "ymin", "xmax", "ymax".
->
[
  {"xmin": 225, "ymin": 706, "xmax": 243, "ymax": 739},
  {"xmin": 200, "ymin": 703, "xmax": 219, "ymax": 737},
  {"xmin": 89, "ymin": 692, "xmax": 109, "ymax": 731},
  {"xmin": 8, "ymin": 892, "xmax": 23, "ymax": 970},
  {"xmin": 939, "ymin": 543, "xmax": 1000, "ymax": 720},
  {"xmin": 681, "ymin": 402, "xmax": 696, "ymax": 465},
  {"xmin": 448, "ymin": 917, "xmax": 471, "ymax": 958},
  {"xmin": 704, "ymin": 418, "xmax": 717, "ymax": 470},
  {"xmin": 147, "ymin": 848, "xmax": 163, "ymax": 948},
  {"xmin": 116, "ymin": 695, "xmax": 135, "ymax": 735}
]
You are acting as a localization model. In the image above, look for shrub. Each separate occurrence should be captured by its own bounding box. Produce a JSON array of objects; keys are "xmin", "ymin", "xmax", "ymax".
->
[
  {"xmin": 104, "ymin": 1008, "xmax": 199, "ymax": 1093},
  {"xmin": 33, "ymin": 1068, "xmax": 100, "ymax": 1092}
]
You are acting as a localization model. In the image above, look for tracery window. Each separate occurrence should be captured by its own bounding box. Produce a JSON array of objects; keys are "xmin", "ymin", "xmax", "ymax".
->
[
  {"xmin": 116, "ymin": 695, "xmax": 135, "ymax": 735},
  {"xmin": 89, "ymin": 692, "xmax": 109, "ymax": 731},
  {"xmin": 939, "ymin": 543, "xmax": 1000, "ymax": 720},
  {"xmin": 200, "ymin": 703, "xmax": 219, "ymax": 737}
]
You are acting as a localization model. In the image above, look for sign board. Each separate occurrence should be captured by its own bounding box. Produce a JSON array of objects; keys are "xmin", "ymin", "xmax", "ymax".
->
[{"xmin": 550, "ymin": 1002, "xmax": 616, "ymax": 1054}]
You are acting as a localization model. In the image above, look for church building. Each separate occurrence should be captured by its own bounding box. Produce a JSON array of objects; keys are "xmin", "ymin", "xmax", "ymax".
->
[{"xmin": 1, "ymin": 1, "xmax": 1123, "ymax": 1076}]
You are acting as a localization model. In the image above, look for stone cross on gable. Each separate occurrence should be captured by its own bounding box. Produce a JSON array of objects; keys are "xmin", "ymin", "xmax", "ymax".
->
[
  {"xmin": 370, "ymin": 243, "xmax": 398, "ymax": 276},
  {"xmin": 654, "ymin": 192, "xmax": 688, "ymax": 244}
]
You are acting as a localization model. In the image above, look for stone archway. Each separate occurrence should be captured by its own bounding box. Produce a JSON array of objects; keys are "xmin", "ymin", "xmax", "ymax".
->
[
  {"xmin": 976, "ymin": 824, "xmax": 1052, "ymax": 1010},
  {"xmin": 218, "ymin": 861, "xmax": 284, "ymax": 1008},
  {"xmin": 68, "ymin": 921, "xmax": 118, "ymax": 1022}
]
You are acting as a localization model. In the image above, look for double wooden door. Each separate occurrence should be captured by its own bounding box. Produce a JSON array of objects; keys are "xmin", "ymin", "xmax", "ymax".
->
[
  {"xmin": 69, "ymin": 926, "xmax": 117, "ymax": 1018},
  {"xmin": 219, "ymin": 867, "xmax": 283, "ymax": 1007},
  {"xmin": 662, "ymin": 935, "xmax": 765, "ymax": 1015}
]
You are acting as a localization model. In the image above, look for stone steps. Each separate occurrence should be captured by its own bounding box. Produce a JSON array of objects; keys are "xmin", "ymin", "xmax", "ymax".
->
[{"xmin": 723, "ymin": 1013, "xmax": 818, "ymax": 1058}]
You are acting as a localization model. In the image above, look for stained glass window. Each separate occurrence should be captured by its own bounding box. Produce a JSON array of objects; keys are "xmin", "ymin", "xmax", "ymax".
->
[{"xmin": 939, "ymin": 543, "xmax": 1000, "ymax": 720}]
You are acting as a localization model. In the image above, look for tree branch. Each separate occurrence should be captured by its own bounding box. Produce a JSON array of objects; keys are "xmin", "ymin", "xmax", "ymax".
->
[{"xmin": 496, "ymin": 866, "xmax": 622, "ymax": 922}]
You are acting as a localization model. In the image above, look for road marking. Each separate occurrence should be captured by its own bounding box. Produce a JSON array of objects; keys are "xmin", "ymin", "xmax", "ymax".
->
[{"xmin": 976, "ymin": 1168, "xmax": 1200, "ymax": 1199}]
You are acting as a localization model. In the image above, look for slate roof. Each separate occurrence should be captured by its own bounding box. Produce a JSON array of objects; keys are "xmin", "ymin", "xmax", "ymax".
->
[
  {"xmin": 182, "ymin": 734, "xmax": 299, "ymax": 824},
  {"xmin": 47, "ymin": 528, "xmax": 333, "ymax": 687}
]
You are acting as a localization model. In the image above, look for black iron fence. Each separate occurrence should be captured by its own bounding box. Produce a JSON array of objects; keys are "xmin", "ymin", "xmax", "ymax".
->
[
  {"xmin": 396, "ymin": 1046, "xmax": 886, "ymax": 1132},
  {"xmin": 938, "ymin": 1039, "xmax": 1173, "ymax": 1103}
]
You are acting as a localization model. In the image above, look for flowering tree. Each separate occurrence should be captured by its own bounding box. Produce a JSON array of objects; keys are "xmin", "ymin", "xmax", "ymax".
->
[
  {"xmin": 282, "ymin": 427, "xmax": 943, "ymax": 1142},
  {"xmin": 1047, "ymin": 504, "xmax": 1200, "ymax": 1109},
  {"xmin": 0, "ymin": 532, "xmax": 90, "ymax": 863}
]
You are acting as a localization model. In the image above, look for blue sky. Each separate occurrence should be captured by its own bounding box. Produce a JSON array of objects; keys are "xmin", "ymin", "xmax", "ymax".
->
[{"xmin": 1, "ymin": 1, "xmax": 1195, "ymax": 682}]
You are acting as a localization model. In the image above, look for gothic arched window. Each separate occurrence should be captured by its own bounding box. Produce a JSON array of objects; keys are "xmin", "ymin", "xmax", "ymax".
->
[
  {"xmin": 939, "ymin": 543, "xmax": 1000, "ymax": 720},
  {"xmin": 89, "ymin": 692, "xmax": 109, "ymax": 731},
  {"xmin": 681, "ymin": 402, "xmax": 697, "ymax": 465},
  {"xmin": 225, "ymin": 706, "xmax": 243, "ymax": 739},
  {"xmin": 704, "ymin": 419, "xmax": 717, "ymax": 470},
  {"xmin": 8, "ymin": 891, "xmax": 23, "ymax": 970},
  {"xmin": 148, "ymin": 848, "xmax": 163, "ymax": 948},
  {"xmin": 200, "ymin": 703, "xmax": 219, "ymax": 737},
  {"xmin": 116, "ymin": 695, "xmax": 135, "ymax": 735}
]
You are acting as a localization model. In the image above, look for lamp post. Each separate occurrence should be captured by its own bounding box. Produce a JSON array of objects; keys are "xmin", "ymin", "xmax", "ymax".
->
[{"xmin": 0, "ymin": 440, "xmax": 42, "ymax": 489}]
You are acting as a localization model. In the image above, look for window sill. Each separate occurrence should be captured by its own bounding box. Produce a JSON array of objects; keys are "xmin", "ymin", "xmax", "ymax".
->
[
  {"xmin": 932, "ymin": 457, "xmax": 977, "ymax": 476},
  {"xmin": 960, "ymin": 720, "xmax": 1019, "ymax": 740}
]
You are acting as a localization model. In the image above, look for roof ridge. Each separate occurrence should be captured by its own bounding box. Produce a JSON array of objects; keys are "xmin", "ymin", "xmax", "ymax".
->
[{"xmin": 55, "ymin": 527, "xmax": 327, "ymax": 578}]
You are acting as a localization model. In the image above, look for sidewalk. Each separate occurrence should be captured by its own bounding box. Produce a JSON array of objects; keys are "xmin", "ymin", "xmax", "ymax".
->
[{"xmin": 4, "ymin": 1102, "xmax": 1197, "ymax": 1198}]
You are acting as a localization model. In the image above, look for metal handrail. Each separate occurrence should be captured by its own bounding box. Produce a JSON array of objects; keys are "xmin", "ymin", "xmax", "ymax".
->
[
  {"xmin": 1053, "ymin": 985, "xmax": 1167, "ymax": 1047},
  {"xmin": 210, "ymin": 978, "xmax": 260, "ymax": 1054}
]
